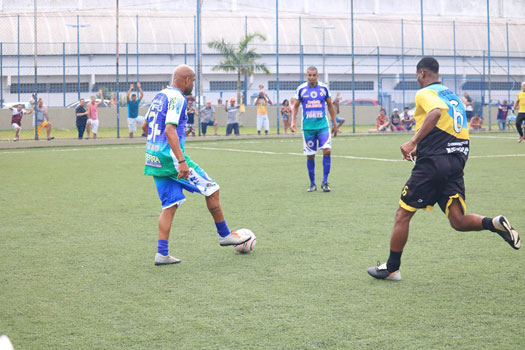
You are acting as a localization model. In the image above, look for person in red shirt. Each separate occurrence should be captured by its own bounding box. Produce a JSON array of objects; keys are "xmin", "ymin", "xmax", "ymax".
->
[
  {"xmin": 9, "ymin": 104, "xmax": 32, "ymax": 141},
  {"xmin": 376, "ymin": 109, "xmax": 390, "ymax": 132}
]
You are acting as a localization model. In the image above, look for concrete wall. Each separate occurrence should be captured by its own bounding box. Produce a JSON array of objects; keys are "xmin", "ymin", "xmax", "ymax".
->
[{"xmin": 0, "ymin": 106, "xmax": 502, "ymax": 130}]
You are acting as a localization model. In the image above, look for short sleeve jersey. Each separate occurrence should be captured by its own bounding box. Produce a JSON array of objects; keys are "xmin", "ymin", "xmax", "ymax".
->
[
  {"xmin": 414, "ymin": 83, "xmax": 469, "ymax": 159},
  {"xmin": 11, "ymin": 109, "xmax": 24, "ymax": 125},
  {"xmin": 294, "ymin": 82, "xmax": 331, "ymax": 130},
  {"xmin": 517, "ymin": 91, "xmax": 525, "ymax": 113},
  {"xmin": 144, "ymin": 87, "xmax": 188, "ymax": 177}
]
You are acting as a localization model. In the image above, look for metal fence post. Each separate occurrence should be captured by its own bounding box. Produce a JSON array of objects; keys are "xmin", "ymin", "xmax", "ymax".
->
[
  {"xmin": 401, "ymin": 18, "xmax": 405, "ymax": 109},
  {"xmin": 17, "ymin": 14, "xmax": 20, "ymax": 101},
  {"xmin": 453, "ymin": 20, "xmax": 457, "ymax": 93},
  {"xmin": 351, "ymin": 0, "xmax": 355, "ymax": 133},
  {"xmin": 63, "ymin": 42, "xmax": 66, "ymax": 106},
  {"xmin": 276, "ymin": 0, "xmax": 280, "ymax": 134},
  {"xmin": 486, "ymin": 0, "xmax": 491, "ymax": 130},
  {"xmin": 1, "ymin": 42, "xmax": 3, "ymax": 108},
  {"xmin": 506, "ymin": 22, "xmax": 510, "ymax": 103}
]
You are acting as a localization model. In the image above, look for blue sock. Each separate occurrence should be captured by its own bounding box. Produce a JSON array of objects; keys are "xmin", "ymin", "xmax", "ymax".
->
[
  {"xmin": 215, "ymin": 221, "xmax": 230, "ymax": 237},
  {"xmin": 307, "ymin": 158, "xmax": 315, "ymax": 185},
  {"xmin": 322, "ymin": 155, "xmax": 331, "ymax": 183},
  {"xmin": 157, "ymin": 239, "xmax": 169, "ymax": 256}
]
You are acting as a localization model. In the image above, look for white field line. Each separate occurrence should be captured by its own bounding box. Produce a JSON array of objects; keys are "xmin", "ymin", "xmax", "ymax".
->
[{"xmin": 1, "ymin": 144, "xmax": 525, "ymax": 162}]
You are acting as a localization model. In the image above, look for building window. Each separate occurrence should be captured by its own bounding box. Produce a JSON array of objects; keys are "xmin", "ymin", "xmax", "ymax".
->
[
  {"xmin": 330, "ymin": 81, "xmax": 374, "ymax": 91},
  {"xmin": 393, "ymin": 81, "xmax": 419, "ymax": 90},
  {"xmin": 209, "ymin": 81, "xmax": 243, "ymax": 91},
  {"xmin": 268, "ymin": 81, "xmax": 301, "ymax": 90}
]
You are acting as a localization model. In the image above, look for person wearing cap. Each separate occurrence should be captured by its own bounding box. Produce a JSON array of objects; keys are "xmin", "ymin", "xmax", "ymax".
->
[
  {"xmin": 512, "ymin": 82, "xmax": 525, "ymax": 142},
  {"xmin": 225, "ymin": 97, "xmax": 240, "ymax": 136},
  {"xmin": 390, "ymin": 108, "xmax": 406, "ymax": 132}
]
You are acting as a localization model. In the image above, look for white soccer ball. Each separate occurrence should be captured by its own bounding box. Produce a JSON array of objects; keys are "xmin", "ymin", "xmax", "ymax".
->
[
  {"xmin": 234, "ymin": 229, "xmax": 256, "ymax": 254},
  {"xmin": 0, "ymin": 335, "xmax": 14, "ymax": 350}
]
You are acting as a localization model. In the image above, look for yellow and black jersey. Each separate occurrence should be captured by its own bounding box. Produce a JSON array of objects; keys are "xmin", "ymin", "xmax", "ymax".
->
[
  {"xmin": 517, "ymin": 91, "xmax": 525, "ymax": 114},
  {"xmin": 414, "ymin": 83, "xmax": 469, "ymax": 159}
]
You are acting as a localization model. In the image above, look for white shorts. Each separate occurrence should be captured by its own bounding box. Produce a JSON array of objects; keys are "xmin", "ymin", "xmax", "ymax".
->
[
  {"xmin": 12, "ymin": 123, "xmax": 21, "ymax": 130},
  {"xmin": 257, "ymin": 115, "xmax": 269, "ymax": 131},
  {"xmin": 90, "ymin": 119, "xmax": 100, "ymax": 134},
  {"xmin": 127, "ymin": 116, "xmax": 145, "ymax": 132}
]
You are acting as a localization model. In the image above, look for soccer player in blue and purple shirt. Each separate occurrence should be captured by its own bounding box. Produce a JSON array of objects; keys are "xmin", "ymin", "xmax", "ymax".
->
[
  {"xmin": 142, "ymin": 65, "xmax": 250, "ymax": 266},
  {"xmin": 291, "ymin": 66, "xmax": 338, "ymax": 192}
]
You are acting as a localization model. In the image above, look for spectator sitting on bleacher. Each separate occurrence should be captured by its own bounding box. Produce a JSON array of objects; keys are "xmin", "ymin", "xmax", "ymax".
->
[
  {"xmin": 469, "ymin": 113, "xmax": 485, "ymax": 131},
  {"xmin": 376, "ymin": 109, "xmax": 390, "ymax": 132},
  {"xmin": 390, "ymin": 108, "xmax": 406, "ymax": 132}
]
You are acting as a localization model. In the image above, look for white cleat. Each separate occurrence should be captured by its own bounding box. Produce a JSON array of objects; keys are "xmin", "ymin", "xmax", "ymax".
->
[
  {"xmin": 154, "ymin": 253, "xmax": 181, "ymax": 266},
  {"xmin": 218, "ymin": 230, "xmax": 251, "ymax": 246},
  {"xmin": 493, "ymin": 215, "xmax": 521, "ymax": 250}
]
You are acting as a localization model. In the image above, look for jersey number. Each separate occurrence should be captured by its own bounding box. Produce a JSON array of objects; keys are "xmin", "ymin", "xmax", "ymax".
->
[
  {"xmin": 146, "ymin": 110, "xmax": 162, "ymax": 142},
  {"xmin": 449, "ymin": 99, "xmax": 464, "ymax": 133}
]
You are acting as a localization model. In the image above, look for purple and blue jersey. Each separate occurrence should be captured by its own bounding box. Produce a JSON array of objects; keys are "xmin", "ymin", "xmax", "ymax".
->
[{"xmin": 294, "ymin": 82, "xmax": 332, "ymax": 130}]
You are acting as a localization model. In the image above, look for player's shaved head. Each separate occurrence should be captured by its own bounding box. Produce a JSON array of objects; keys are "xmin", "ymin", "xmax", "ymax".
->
[
  {"xmin": 172, "ymin": 64, "xmax": 195, "ymax": 95},
  {"xmin": 306, "ymin": 66, "xmax": 318, "ymax": 87}
]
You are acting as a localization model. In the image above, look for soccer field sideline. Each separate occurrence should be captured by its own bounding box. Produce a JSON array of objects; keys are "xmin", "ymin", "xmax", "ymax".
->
[{"xmin": 2, "ymin": 136, "xmax": 525, "ymax": 162}]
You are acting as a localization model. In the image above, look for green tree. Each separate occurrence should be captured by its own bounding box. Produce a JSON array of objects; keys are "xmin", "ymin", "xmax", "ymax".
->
[{"xmin": 208, "ymin": 33, "xmax": 270, "ymax": 103}]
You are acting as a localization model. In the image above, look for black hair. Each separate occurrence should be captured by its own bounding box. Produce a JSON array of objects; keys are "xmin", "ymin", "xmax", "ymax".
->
[
  {"xmin": 416, "ymin": 56, "xmax": 439, "ymax": 74},
  {"xmin": 282, "ymin": 99, "xmax": 289, "ymax": 105}
]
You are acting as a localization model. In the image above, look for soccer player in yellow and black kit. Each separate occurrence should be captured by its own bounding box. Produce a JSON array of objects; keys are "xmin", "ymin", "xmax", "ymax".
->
[
  {"xmin": 512, "ymin": 82, "xmax": 525, "ymax": 142},
  {"xmin": 368, "ymin": 57, "xmax": 521, "ymax": 281}
]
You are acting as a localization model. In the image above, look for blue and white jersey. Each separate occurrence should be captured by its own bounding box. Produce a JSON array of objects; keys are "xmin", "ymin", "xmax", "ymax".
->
[
  {"xmin": 294, "ymin": 82, "xmax": 331, "ymax": 130},
  {"xmin": 144, "ymin": 87, "xmax": 188, "ymax": 177}
]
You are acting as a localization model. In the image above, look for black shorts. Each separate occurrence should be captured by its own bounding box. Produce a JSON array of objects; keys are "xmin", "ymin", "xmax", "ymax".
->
[{"xmin": 399, "ymin": 154, "xmax": 467, "ymax": 216}]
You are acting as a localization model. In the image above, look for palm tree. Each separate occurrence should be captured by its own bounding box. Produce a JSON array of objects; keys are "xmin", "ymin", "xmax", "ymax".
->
[{"xmin": 208, "ymin": 33, "xmax": 270, "ymax": 103}]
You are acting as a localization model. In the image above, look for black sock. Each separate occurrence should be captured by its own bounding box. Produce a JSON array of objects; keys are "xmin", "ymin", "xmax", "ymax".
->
[
  {"xmin": 482, "ymin": 217, "xmax": 497, "ymax": 232},
  {"xmin": 387, "ymin": 250, "xmax": 403, "ymax": 272}
]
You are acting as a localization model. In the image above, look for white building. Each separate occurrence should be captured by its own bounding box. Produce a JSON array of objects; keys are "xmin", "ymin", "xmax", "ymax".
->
[{"xmin": 0, "ymin": 0, "xmax": 524, "ymax": 107}]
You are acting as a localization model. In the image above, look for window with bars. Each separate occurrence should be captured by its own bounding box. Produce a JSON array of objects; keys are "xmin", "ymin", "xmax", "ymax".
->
[
  {"xmin": 393, "ymin": 81, "xmax": 419, "ymax": 90},
  {"xmin": 329, "ymin": 81, "xmax": 374, "ymax": 91},
  {"xmin": 209, "ymin": 81, "xmax": 243, "ymax": 91},
  {"xmin": 462, "ymin": 81, "xmax": 522, "ymax": 91},
  {"xmin": 268, "ymin": 81, "xmax": 301, "ymax": 90},
  {"xmin": 10, "ymin": 82, "xmax": 89, "ymax": 93},
  {"xmin": 92, "ymin": 81, "xmax": 169, "ymax": 92}
]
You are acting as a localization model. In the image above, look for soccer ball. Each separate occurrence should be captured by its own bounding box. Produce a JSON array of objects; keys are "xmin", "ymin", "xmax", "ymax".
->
[{"xmin": 234, "ymin": 229, "xmax": 256, "ymax": 254}]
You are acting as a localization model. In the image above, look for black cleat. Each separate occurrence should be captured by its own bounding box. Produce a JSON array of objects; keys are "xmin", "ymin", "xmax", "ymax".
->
[
  {"xmin": 321, "ymin": 182, "xmax": 331, "ymax": 192},
  {"xmin": 367, "ymin": 262, "xmax": 402, "ymax": 280},
  {"xmin": 493, "ymin": 215, "xmax": 521, "ymax": 250},
  {"xmin": 307, "ymin": 184, "xmax": 317, "ymax": 192}
]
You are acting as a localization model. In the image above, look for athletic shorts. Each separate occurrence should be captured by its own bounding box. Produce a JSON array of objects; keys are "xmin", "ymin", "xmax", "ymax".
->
[
  {"xmin": 90, "ymin": 119, "xmax": 100, "ymax": 134},
  {"xmin": 153, "ymin": 158, "xmax": 220, "ymax": 209},
  {"xmin": 34, "ymin": 120, "xmax": 49, "ymax": 135},
  {"xmin": 12, "ymin": 123, "xmax": 21, "ymax": 130},
  {"xmin": 257, "ymin": 115, "xmax": 269, "ymax": 131},
  {"xmin": 302, "ymin": 128, "xmax": 331, "ymax": 156},
  {"xmin": 127, "ymin": 116, "xmax": 145, "ymax": 132},
  {"xmin": 399, "ymin": 154, "xmax": 467, "ymax": 216}
]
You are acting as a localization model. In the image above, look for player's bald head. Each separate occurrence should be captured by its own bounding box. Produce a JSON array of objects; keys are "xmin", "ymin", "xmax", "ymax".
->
[{"xmin": 172, "ymin": 64, "xmax": 195, "ymax": 95}]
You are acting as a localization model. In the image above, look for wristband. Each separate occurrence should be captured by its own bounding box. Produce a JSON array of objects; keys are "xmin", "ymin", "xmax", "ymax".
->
[{"xmin": 178, "ymin": 159, "xmax": 186, "ymax": 164}]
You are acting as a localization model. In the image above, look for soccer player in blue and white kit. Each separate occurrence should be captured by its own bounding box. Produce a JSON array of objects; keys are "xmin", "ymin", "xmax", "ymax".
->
[
  {"xmin": 291, "ymin": 66, "xmax": 338, "ymax": 192},
  {"xmin": 142, "ymin": 65, "xmax": 250, "ymax": 265}
]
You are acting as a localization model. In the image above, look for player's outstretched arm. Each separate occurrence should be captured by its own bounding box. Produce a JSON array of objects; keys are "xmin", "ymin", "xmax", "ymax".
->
[{"xmin": 326, "ymin": 97, "xmax": 337, "ymax": 136}]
